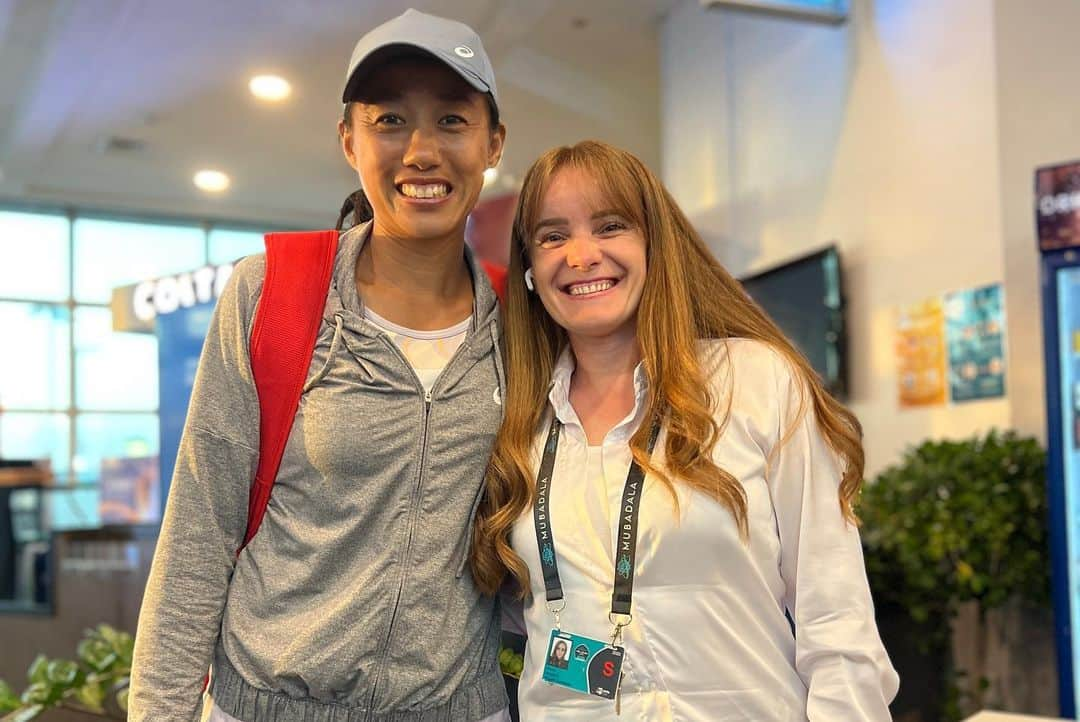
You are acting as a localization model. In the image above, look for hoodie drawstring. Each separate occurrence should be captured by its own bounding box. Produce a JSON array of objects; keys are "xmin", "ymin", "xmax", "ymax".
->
[{"xmin": 302, "ymin": 314, "xmax": 344, "ymax": 393}]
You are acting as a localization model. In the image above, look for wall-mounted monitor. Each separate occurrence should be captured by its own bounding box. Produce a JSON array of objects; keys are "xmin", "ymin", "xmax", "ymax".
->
[{"xmin": 739, "ymin": 245, "xmax": 847, "ymax": 398}]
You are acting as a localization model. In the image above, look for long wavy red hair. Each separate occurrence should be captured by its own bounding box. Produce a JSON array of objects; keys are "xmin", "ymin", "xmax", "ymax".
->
[{"xmin": 469, "ymin": 140, "xmax": 863, "ymax": 597}]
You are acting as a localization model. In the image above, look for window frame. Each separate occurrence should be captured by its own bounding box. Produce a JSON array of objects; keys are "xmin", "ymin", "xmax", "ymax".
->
[{"xmin": 0, "ymin": 202, "xmax": 275, "ymax": 492}]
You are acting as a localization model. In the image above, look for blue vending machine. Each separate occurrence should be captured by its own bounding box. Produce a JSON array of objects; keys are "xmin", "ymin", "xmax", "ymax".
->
[{"xmin": 1039, "ymin": 159, "xmax": 1080, "ymax": 718}]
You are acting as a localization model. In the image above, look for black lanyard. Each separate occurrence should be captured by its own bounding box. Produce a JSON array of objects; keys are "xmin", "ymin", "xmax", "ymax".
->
[{"xmin": 532, "ymin": 414, "xmax": 661, "ymax": 633}]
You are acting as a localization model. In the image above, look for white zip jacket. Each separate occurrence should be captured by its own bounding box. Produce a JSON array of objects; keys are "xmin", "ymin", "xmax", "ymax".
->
[{"xmin": 510, "ymin": 338, "xmax": 899, "ymax": 721}]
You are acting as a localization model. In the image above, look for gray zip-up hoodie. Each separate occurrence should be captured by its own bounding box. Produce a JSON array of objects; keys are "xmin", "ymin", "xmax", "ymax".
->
[{"xmin": 130, "ymin": 223, "xmax": 507, "ymax": 722}]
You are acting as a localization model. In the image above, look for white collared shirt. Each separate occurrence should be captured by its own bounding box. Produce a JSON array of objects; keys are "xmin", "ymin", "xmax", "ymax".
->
[{"xmin": 510, "ymin": 338, "xmax": 899, "ymax": 722}]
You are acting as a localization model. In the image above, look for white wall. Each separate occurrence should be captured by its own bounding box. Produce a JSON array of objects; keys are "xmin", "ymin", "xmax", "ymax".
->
[
  {"xmin": 993, "ymin": 0, "xmax": 1080, "ymax": 443},
  {"xmin": 661, "ymin": 0, "xmax": 1010, "ymax": 475}
]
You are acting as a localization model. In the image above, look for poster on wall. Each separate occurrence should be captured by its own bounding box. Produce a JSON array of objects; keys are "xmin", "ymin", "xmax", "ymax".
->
[
  {"xmin": 1036, "ymin": 160, "xmax": 1080, "ymax": 252},
  {"xmin": 98, "ymin": 456, "xmax": 160, "ymax": 525},
  {"xmin": 896, "ymin": 297, "xmax": 948, "ymax": 407},
  {"xmin": 945, "ymin": 284, "xmax": 1007, "ymax": 403}
]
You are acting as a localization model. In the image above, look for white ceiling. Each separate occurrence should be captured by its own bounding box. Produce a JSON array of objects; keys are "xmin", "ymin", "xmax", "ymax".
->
[{"xmin": 0, "ymin": 0, "xmax": 679, "ymax": 229}]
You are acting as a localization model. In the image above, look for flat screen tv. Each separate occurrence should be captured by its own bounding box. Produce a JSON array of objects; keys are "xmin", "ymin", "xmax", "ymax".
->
[{"xmin": 739, "ymin": 245, "xmax": 847, "ymax": 398}]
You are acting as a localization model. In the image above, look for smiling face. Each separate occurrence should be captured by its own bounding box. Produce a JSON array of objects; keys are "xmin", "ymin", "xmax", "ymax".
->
[
  {"xmin": 527, "ymin": 166, "xmax": 647, "ymax": 347},
  {"xmin": 339, "ymin": 57, "xmax": 505, "ymax": 245}
]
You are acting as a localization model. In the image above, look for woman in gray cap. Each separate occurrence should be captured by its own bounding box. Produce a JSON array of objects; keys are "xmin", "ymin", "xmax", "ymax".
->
[{"xmin": 130, "ymin": 9, "xmax": 509, "ymax": 722}]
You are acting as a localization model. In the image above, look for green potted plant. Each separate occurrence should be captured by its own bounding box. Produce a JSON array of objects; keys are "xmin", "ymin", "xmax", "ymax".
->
[
  {"xmin": 0, "ymin": 625, "xmax": 131, "ymax": 721},
  {"xmin": 860, "ymin": 430, "xmax": 1051, "ymax": 720}
]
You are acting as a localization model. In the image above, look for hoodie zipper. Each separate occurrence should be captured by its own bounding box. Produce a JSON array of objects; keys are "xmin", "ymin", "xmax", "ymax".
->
[{"xmin": 365, "ymin": 335, "xmax": 464, "ymax": 718}]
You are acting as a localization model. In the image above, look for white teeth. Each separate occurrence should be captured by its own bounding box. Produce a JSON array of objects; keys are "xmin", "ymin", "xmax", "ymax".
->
[
  {"xmin": 568, "ymin": 280, "xmax": 615, "ymax": 296},
  {"xmin": 400, "ymin": 183, "xmax": 449, "ymax": 199}
]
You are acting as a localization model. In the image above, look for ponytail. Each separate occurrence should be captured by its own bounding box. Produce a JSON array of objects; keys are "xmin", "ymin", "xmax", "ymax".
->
[{"xmin": 335, "ymin": 189, "xmax": 374, "ymax": 231}]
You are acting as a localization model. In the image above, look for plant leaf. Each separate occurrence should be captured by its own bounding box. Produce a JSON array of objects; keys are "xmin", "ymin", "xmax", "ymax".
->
[
  {"xmin": 1, "ymin": 705, "xmax": 46, "ymax": 722},
  {"xmin": 45, "ymin": 660, "xmax": 78, "ymax": 687},
  {"xmin": 25, "ymin": 658, "xmax": 47, "ymax": 687},
  {"xmin": 19, "ymin": 683, "xmax": 51, "ymax": 706},
  {"xmin": 0, "ymin": 681, "xmax": 19, "ymax": 713},
  {"xmin": 72, "ymin": 681, "xmax": 107, "ymax": 714}
]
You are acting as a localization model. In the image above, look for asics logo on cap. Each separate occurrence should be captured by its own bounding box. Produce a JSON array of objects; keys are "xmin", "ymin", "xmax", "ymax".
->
[{"xmin": 454, "ymin": 45, "xmax": 475, "ymax": 58}]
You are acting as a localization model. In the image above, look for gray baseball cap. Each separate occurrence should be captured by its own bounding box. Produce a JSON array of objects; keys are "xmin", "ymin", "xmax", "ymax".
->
[{"xmin": 342, "ymin": 8, "xmax": 499, "ymax": 110}]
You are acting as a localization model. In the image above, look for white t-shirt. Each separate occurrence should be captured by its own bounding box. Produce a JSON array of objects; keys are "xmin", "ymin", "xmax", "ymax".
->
[{"xmin": 364, "ymin": 307, "xmax": 471, "ymax": 392}]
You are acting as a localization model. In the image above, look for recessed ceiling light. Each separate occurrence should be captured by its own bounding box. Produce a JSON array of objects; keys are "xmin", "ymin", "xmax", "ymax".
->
[
  {"xmin": 249, "ymin": 74, "xmax": 292, "ymax": 102},
  {"xmin": 483, "ymin": 167, "xmax": 498, "ymax": 187},
  {"xmin": 194, "ymin": 169, "xmax": 230, "ymax": 193}
]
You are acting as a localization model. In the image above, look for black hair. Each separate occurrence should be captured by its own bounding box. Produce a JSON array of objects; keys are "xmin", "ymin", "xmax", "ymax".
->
[
  {"xmin": 335, "ymin": 188, "xmax": 375, "ymax": 231},
  {"xmin": 334, "ymin": 84, "xmax": 500, "ymax": 232}
]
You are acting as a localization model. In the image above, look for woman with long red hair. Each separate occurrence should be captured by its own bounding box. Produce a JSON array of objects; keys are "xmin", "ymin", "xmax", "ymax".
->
[{"xmin": 471, "ymin": 140, "xmax": 898, "ymax": 721}]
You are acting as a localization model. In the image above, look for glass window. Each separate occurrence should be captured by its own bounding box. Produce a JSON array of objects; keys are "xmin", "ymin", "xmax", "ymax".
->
[
  {"xmin": 73, "ymin": 218, "xmax": 205, "ymax": 303},
  {"xmin": 73, "ymin": 413, "xmax": 158, "ymax": 484},
  {"xmin": 0, "ymin": 412, "xmax": 70, "ymax": 479},
  {"xmin": 46, "ymin": 485, "xmax": 101, "ymax": 531},
  {"xmin": 0, "ymin": 302, "xmax": 70, "ymax": 410},
  {"xmin": 0, "ymin": 211, "xmax": 70, "ymax": 302},
  {"xmin": 74, "ymin": 307, "xmax": 158, "ymax": 411},
  {"xmin": 208, "ymin": 229, "xmax": 266, "ymax": 265}
]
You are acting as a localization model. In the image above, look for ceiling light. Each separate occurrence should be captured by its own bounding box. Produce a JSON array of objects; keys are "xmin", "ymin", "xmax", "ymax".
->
[
  {"xmin": 483, "ymin": 167, "xmax": 498, "ymax": 187},
  {"xmin": 249, "ymin": 75, "xmax": 292, "ymax": 102},
  {"xmin": 194, "ymin": 169, "xmax": 230, "ymax": 193}
]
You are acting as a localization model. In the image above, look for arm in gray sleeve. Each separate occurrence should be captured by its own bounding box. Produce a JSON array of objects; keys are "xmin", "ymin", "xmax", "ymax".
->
[{"xmin": 129, "ymin": 256, "xmax": 265, "ymax": 721}]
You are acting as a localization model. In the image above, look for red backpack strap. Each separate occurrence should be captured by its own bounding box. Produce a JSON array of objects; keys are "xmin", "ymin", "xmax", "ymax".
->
[
  {"xmin": 240, "ymin": 230, "xmax": 338, "ymax": 553},
  {"xmin": 479, "ymin": 259, "xmax": 507, "ymax": 303}
]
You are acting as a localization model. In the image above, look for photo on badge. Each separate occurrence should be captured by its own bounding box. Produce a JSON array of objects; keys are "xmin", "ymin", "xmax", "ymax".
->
[
  {"xmin": 547, "ymin": 637, "xmax": 570, "ymax": 669},
  {"xmin": 541, "ymin": 629, "xmax": 625, "ymax": 700}
]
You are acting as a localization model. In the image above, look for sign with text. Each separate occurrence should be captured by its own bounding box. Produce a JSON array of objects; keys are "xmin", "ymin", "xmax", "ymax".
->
[
  {"xmin": 1037, "ymin": 160, "xmax": 1080, "ymax": 252},
  {"xmin": 110, "ymin": 262, "xmax": 234, "ymax": 332}
]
